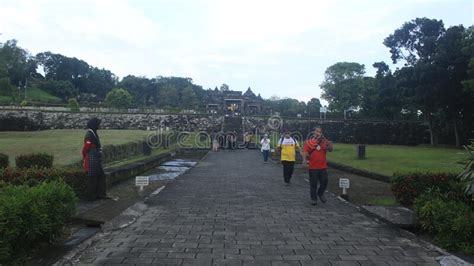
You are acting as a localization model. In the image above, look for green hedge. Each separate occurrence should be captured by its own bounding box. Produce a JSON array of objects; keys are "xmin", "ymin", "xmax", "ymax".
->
[
  {"xmin": 15, "ymin": 153, "xmax": 54, "ymax": 169},
  {"xmin": 391, "ymin": 172, "xmax": 458, "ymax": 207},
  {"xmin": 101, "ymin": 141, "xmax": 144, "ymax": 164},
  {"xmin": 0, "ymin": 153, "xmax": 8, "ymax": 169},
  {"xmin": 414, "ymin": 189, "xmax": 474, "ymax": 253},
  {"xmin": 0, "ymin": 181, "xmax": 77, "ymax": 264},
  {"xmin": 0, "ymin": 167, "xmax": 87, "ymax": 198}
]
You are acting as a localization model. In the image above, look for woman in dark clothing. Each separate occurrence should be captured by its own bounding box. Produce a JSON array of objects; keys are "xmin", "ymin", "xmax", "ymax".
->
[{"xmin": 82, "ymin": 117, "xmax": 107, "ymax": 201}]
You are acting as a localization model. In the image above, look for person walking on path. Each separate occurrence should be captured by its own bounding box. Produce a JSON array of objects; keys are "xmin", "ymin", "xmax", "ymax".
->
[
  {"xmin": 301, "ymin": 126, "xmax": 333, "ymax": 205},
  {"xmin": 82, "ymin": 117, "xmax": 107, "ymax": 201},
  {"xmin": 260, "ymin": 134, "xmax": 271, "ymax": 163},
  {"xmin": 277, "ymin": 130, "xmax": 300, "ymax": 186},
  {"xmin": 244, "ymin": 131, "xmax": 253, "ymax": 148},
  {"xmin": 211, "ymin": 130, "xmax": 219, "ymax": 152},
  {"xmin": 232, "ymin": 130, "xmax": 238, "ymax": 150}
]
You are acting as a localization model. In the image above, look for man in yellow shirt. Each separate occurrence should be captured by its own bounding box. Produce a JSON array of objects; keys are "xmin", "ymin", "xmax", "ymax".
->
[{"xmin": 277, "ymin": 130, "xmax": 300, "ymax": 186}]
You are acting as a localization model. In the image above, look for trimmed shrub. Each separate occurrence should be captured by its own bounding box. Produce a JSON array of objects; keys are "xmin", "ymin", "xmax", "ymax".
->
[
  {"xmin": 0, "ymin": 181, "xmax": 77, "ymax": 264},
  {"xmin": 414, "ymin": 189, "xmax": 474, "ymax": 253},
  {"xmin": 68, "ymin": 97, "xmax": 80, "ymax": 112},
  {"xmin": 0, "ymin": 153, "xmax": 8, "ymax": 168},
  {"xmin": 15, "ymin": 153, "xmax": 54, "ymax": 169},
  {"xmin": 0, "ymin": 167, "xmax": 87, "ymax": 198},
  {"xmin": 391, "ymin": 172, "xmax": 457, "ymax": 207},
  {"xmin": 101, "ymin": 141, "xmax": 143, "ymax": 163}
]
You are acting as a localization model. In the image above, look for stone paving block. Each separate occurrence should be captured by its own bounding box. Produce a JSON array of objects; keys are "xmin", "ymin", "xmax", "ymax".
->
[
  {"xmin": 212, "ymin": 259, "xmax": 244, "ymax": 266},
  {"xmin": 359, "ymin": 261, "xmax": 390, "ymax": 266},
  {"xmin": 254, "ymin": 255, "xmax": 284, "ymax": 261},
  {"xmin": 321, "ymin": 249, "xmax": 350, "ymax": 255},
  {"xmin": 166, "ymin": 252, "xmax": 197, "ymax": 259},
  {"xmin": 172, "ymin": 242, "xmax": 199, "ymax": 248},
  {"xmin": 331, "ymin": 261, "xmax": 363, "ymax": 266},
  {"xmin": 181, "ymin": 258, "xmax": 214, "ymax": 265},
  {"xmin": 293, "ymin": 248, "xmax": 322, "ymax": 255},
  {"xmin": 225, "ymin": 254, "xmax": 256, "ymax": 260},
  {"xmin": 121, "ymin": 257, "xmax": 154, "ymax": 264},
  {"xmin": 271, "ymin": 261, "xmax": 303, "ymax": 266},
  {"xmin": 348, "ymin": 249, "xmax": 377, "ymax": 255},
  {"xmin": 339, "ymin": 254, "xmax": 369, "ymax": 261},
  {"xmin": 242, "ymin": 260, "xmax": 272, "ymax": 266},
  {"xmin": 282, "ymin": 254, "xmax": 312, "ymax": 261},
  {"xmin": 151, "ymin": 258, "xmax": 184, "ymax": 265}
]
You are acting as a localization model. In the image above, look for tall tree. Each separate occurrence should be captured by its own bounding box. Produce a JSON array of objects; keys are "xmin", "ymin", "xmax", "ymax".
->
[
  {"xmin": 360, "ymin": 62, "xmax": 402, "ymax": 119},
  {"xmin": 435, "ymin": 25, "xmax": 473, "ymax": 146},
  {"xmin": 180, "ymin": 86, "xmax": 198, "ymax": 109},
  {"xmin": 306, "ymin": 97, "xmax": 322, "ymax": 117},
  {"xmin": 384, "ymin": 18, "xmax": 446, "ymax": 145},
  {"xmin": 320, "ymin": 62, "xmax": 365, "ymax": 112},
  {"xmin": 119, "ymin": 75, "xmax": 154, "ymax": 106},
  {"xmin": 0, "ymin": 40, "xmax": 37, "ymax": 87},
  {"xmin": 105, "ymin": 88, "xmax": 132, "ymax": 109}
]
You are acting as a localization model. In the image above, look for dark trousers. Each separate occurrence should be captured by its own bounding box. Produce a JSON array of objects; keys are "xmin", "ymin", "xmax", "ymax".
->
[
  {"xmin": 309, "ymin": 169, "xmax": 328, "ymax": 201},
  {"xmin": 86, "ymin": 174, "xmax": 106, "ymax": 201},
  {"xmin": 262, "ymin": 150, "xmax": 269, "ymax": 162},
  {"xmin": 282, "ymin": 161, "xmax": 295, "ymax": 183}
]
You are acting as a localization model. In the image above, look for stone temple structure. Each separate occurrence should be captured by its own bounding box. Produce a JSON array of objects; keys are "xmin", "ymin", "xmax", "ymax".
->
[{"xmin": 205, "ymin": 87, "xmax": 264, "ymax": 115}]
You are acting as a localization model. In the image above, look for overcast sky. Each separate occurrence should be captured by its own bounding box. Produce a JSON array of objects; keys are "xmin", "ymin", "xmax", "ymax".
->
[{"xmin": 0, "ymin": 0, "xmax": 472, "ymax": 103}]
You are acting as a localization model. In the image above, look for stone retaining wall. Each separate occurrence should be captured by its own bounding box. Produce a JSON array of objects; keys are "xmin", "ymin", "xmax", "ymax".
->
[
  {"xmin": 0, "ymin": 110, "xmax": 222, "ymax": 131},
  {"xmin": 0, "ymin": 110, "xmax": 429, "ymax": 145}
]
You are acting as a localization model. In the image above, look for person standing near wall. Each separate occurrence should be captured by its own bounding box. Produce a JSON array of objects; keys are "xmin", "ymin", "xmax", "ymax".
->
[
  {"xmin": 82, "ymin": 117, "xmax": 107, "ymax": 201},
  {"xmin": 301, "ymin": 126, "xmax": 333, "ymax": 205},
  {"xmin": 277, "ymin": 129, "xmax": 300, "ymax": 186}
]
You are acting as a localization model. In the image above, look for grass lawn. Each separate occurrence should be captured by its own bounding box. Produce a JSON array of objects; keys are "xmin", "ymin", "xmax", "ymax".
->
[
  {"xmin": 0, "ymin": 129, "xmax": 151, "ymax": 166},
  {"xmin": 26, "ymin": 86, "xmax": 62, "ymax": 103},
  {"xmin": 328, "ymin": 143, "xmax": 465, "ymax": 176},
  {"xmin": 0, "ymin": 95, "xmax": 13, "ymax": 104}
]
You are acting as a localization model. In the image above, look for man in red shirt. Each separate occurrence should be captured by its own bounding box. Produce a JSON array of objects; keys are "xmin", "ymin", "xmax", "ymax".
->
[{"xmin": 301, "ymin": 126, "xmax": 333, "ymax": 205}]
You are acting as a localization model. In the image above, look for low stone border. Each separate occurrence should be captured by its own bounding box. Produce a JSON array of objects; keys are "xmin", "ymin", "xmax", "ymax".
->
[
  {"xmin": 105, "ymin": 152, "xmax": 174, "ymax": 185},
  {"xmin": 328, "ymin": 161, "xmax": 391, "ymax": 183}
]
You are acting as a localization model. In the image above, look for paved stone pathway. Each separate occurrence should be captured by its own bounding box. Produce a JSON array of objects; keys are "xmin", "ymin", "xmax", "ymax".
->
[{"xmin": 74, "ymin": 150, "xmax": 445, "ymax": 265}]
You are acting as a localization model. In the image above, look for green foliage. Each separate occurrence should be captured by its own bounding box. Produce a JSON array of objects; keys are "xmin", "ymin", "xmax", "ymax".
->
[
  {"xmin": 0, "ymin": 154, "xmax": 8, "ymax": 168},
  {"xmin": 384, "ymin": 17, "xmax": 445, "ymax": 65},
  {"xmin": 0, "ymin": 77, "xmax": 13, "ymax": 96},
  {"xmin": 391, "ymin": 172, "xmax": 457, "ymax": 206},
  {"xmin": 0, "ymin": 181, "xmax": 77, "ymax": 264},
  {"xmin": 458, "ymin": 140, "xmax": 474, "ymax": 196},
  {"xmin": 105, "ymin": 87, "xmax": 133, "ymax": 109},
  {"xmin": 101, "ymin": 141, "xmax": 147, "ymax": 164},
  {"xmin": 119, "ymin": 75, "xmax": 156, "ymax": 106},
  {"xmin": 36, "ymin": 79, "xmax": 77, "ymax": 100},
  {"xmin": 263, "ymin": 98, "xmax": 307, "ymax": 117},
  {"xmin": 0, "ymin": 167, "xmax": 87, "ymax": 197},
  {"xmin": 68, "ymin": 97, "xmax": 80, "ymax": 112},
  {"xmin": 320, "ymin": 62, "xmax": 366, "ymax": 112},
  {"xmin": 306, "ymin": 98, "xmax": 322, "ymax": 117},
  {"xmin": 414, "ymin": 189, "xmax": 474, "ymax": 253},
  {"xmin": 15, "ymin": 153, "xmax": 54, "ymax": 169},
  {"xmin": 20, "ymin": 100, "xmax": 28, "ymax": 106},
  {"xmin": 26, "ymin": 86, "xmax": 62, "ymax": 103},
  {"xmin": 0, "ymin": 39, "xmax": 37, "ymax": 87}
]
